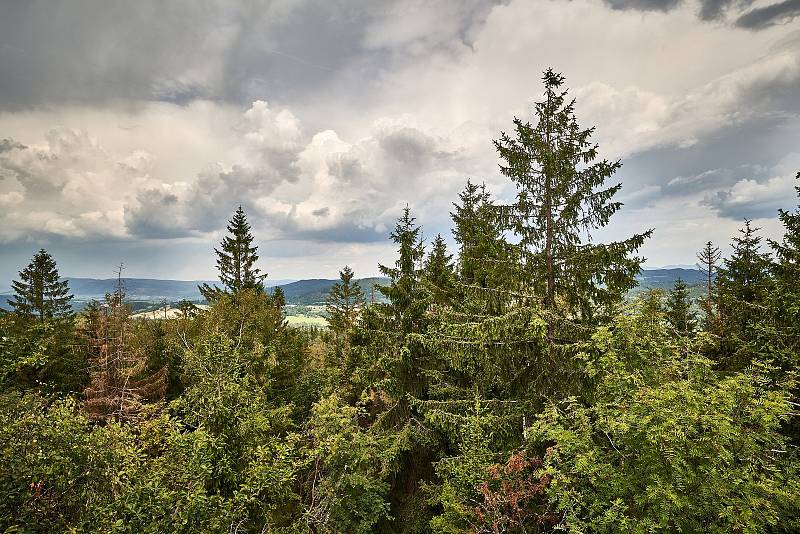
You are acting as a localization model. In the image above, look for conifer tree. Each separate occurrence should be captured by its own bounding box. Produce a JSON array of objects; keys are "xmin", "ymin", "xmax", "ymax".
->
[
  {"xmin": 83, "ymin": 269, "xmax": 166, "ymax": 421},
  {"xmin": 375, "ymin": 206, "xmax": 427, "ymax": 338},
  {"xmin": 715, "ymin": 220, "xmax": 773, "ymax": 370},
  {"xmin": 494, "ymin": 69, "xmax": 651, "ymax": 324},
  {"xmin": 355, "ymin": 207, "xmax": 435, "ymax": 528},
  {"xmin": 272, "ymin": 286, "xmax": 286, "ymax": 308},
  {"xmin": 9, "ymin": 249, "xmax": 73, "ymax": 321},
  {"xmin": 770, "ymin": 172, "xmax": 800, "ymax": 303},
  {"xmin": 423, "ymin": 234, "xmax": 456, "ymax": 305},
  {"xmin": 451, "ymin": 180, "xmax": 514, "ymax": 315},
  {"xmin": 199, "ymin": 206, "xmax": 266, "ymax": 300},
  {"xmin": 325, "ymin": 266, "xmax": 365, "ymax": 368},
  {"xmin": 361, "ymin": 206, "xmax": 430, "ymax": 409},
  {"xmin": 696, "ymin": 240, "xmax": 722, "ymax": 329},
  {"xmin": 717, "ymin": 220, "xmax": 773, "ymax": 321},
  {"xmin": 696, "ymin": 240, "xmax": 721, "ymax": 298},
  {"xmin": 326, "ymin": 266, "xmax": 365, "ymax": 335},
  {"xmin": 665, "ymin": 278, "xmax": 696, "ymax": 335},
  {"xmin": 453, "ymin": 181, "xmax": 500, "ymax": 285},
  {"xmin": 766, "ymin": 171, "xmax": 800, "ymax": 442}
]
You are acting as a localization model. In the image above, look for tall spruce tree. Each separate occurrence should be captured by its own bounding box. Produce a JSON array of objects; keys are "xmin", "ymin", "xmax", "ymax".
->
[
  {"xmin": 423, "ymin": 234, "xmax": 456, "ymax": 305},
  {"xmin": 199, "ymin": 206, "xmax": 266, "ymax": 300},
  {"xmin": 354, "ymin": 207, "xmax": 436, "ymax": 530},
  {"xmin": 715, "ymin": 220, "xmax": 773, "ymax": 370},
  {"xmin": 9, "ymin": 249, "xmax": 73, "ymax": 321},
  {"xmin": 696, "ymin": 241, "xmax": 721, "ymax": 298},
  {"xmin": 770, "ymin": 172, "xmax": 800, "ymax": 303},
  {"xmin": 717, "ymin": 220, "xmax": 773, "ymax": 319},
  {"xmin": 326, "ymin": 266, "xmax": 365, "ymax": 336},
  {"xmin": 325, "ymin": 266, "xmax": 365, "ymax": 371},
  {"xmin": 375, "ymin": 206, "xmax": 427, "ymax": 338},
  {"xmin": 696, "ymin": 240, "xmax": 722, "ymax": 329},
  {"xmin": 451, "ymin": 180, "xmax": 514, "ymax": 315},
  {"xmin": 762, "ymin": 175, "xmax": 800, "ymax": 354},
  {"xmin": 665, "ymin": 278, "xmax": 696, "ymax": 335},
  {"xmin": 494, "ymin": 68, "xmax": 651, "ymax": 324},
  {"xmin": 766, "ymin": 171, "xmax": 800, "ymax": 442}
]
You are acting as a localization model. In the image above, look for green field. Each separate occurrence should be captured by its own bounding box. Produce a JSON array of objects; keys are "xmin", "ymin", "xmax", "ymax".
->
[{"xmin": 285, "ymin": 314, "xmax": 328, "ymax": 328}]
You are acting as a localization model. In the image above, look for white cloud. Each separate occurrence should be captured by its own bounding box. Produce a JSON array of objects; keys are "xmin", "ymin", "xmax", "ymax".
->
[{"xmin": 1, "ymin": 0, "xmax": 799, "ymax": 279}]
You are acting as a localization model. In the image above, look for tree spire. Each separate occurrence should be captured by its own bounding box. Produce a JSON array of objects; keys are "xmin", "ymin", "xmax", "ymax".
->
[
  {"xmin": 9, "ymin": 249, "xmax": 73, "ymax": 321},
  {"xmin": 200, "ymin": 206, "xmax": 266, "ymax": 300}
]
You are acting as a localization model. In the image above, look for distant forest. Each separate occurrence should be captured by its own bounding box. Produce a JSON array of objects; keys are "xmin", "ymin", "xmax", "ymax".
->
[{"xmin": 1, "ymin": 70, "xmax": 798, "ymax": 533}]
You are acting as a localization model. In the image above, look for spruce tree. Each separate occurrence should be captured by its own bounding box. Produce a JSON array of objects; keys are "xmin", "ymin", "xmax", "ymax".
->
[
  {"xmin": 326, "ymin": 266, "xmax": 365, "ymax": 335},
  {"xmin": 375, "ymin": 206, "xmax": 427, "ymax": 338},
  {"xmin": 9, "ymin": 249, "xmax": 73, "ymax": 321},
  {"xmin": 354, "ymin": 207, "xmax": 435, "ymax": 528},
  {"xmin": 766, "ymin": 171, "xmax": 800, "ymax": 442},
  {"xmin": 770, "ymin": 172, "xmax": 800, "ymax": 299},
  {"xmin": 715, "ymin": 220, "xmax": 773, "ymax": 370},
  {"xmin": 199, "ymin": 206, "xmax": 266, "ymax": 300},
  {"xmin": 696, "ymin": 241, "xmax": 721, "ymax": 298},
  {"xmin": 665, "ymin": 278, "xmax": 696, "ymax": 335},
  {"xmin": 696, "ymin": 240, "xmax": 722, "ymax": 329},
  {"xmin": 272, "ymin": 286, "xmax": 286, "ymax": 308},
  {"xmin": 494, "ymin": 68, "xmax": 651, "ymax": 324},
  {"xmin": 423, "ymin": 234, "xmax": 456, "ymax": 305},
  {"xmin": 326, "ymin": 266, "xmax": 365, "ymax": 368},
  {"xmin": 717, "ymin": 220, "xmax": 772, "ymax": 319},
  {"xmin": 451, "ymin": 180, "xmax": 514, "ymax": 314}
]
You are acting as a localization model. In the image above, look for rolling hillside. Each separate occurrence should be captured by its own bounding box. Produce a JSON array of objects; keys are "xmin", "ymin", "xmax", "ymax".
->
[{"xmin": 0, "ymin": 269, "xmax": 706, "ymax": 311}]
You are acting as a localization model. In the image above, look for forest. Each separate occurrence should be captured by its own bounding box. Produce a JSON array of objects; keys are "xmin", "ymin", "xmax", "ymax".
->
[{"xmin": 1, "ymin": 70, "xmax": 798, "ymax": 533}]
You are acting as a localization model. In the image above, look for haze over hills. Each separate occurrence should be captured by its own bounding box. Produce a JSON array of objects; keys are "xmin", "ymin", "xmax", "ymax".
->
[{"xmin": 0, "ymin": 269, "xmax": 705, "ymax": 311}]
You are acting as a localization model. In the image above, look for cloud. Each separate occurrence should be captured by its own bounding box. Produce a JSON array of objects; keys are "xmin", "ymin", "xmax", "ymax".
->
[
  {"xmin": 736, "ymin": 0, "xmax": 800, "ymax": 29},
  {"xmin": 604, "ymin": 0, "xmax": 683, "ymax": 13},
  {"xmin": 0, "ymin": 1, "xmax": 502, "ymax": 110},
  {"xmin": 0, "ymin": 128, "xmax": 130, "ymax": 241},
  {"xmin": 1, "ymin": 0, "xmax": 799, "ymax": 279},
  {"xmin": 604, "ymin": 0, "xmax": 758, "ymax": 21},
  {"xmin": 703, "ymin": 172, "xmax": 798, "ymax": 219}
]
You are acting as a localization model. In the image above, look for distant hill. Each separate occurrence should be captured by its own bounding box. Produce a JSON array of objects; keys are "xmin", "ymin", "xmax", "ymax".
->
[
  {"xmin": 0, "ymin": 278, "xmax": 295, "ymax": 311},
  {"xmin": 270, "ymin": 277, "xmax": 390, "ymax": 305},
  {"xmin": 0, "ymin": 269, "xmax": 707, "ymax": 312},
  {"xmin": 634, "ymin": 268, "xmax": 706, "ymax": 290}
]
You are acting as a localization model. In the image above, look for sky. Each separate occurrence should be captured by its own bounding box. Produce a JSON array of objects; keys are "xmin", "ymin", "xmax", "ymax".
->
[{"xmin": 0, "ymin": 0, "xmax": 799, "ymax": 285}]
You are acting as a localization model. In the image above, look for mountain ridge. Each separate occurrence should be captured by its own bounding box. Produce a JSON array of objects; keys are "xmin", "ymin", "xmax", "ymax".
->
[{"xmin": 0, "ymin": 268, "xmax": 704, "ymax": 309}]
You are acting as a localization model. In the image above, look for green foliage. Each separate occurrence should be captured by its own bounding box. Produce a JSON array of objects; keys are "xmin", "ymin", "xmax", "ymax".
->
[
  {"xmin": 305, "ymin": 394, "xmax": 392, "ymax": 532},
  {"xmin": 0, "ymin": 314, "xmax": 86, "ymax": 393},
  {"xmin": 423, "ymin": 234, "xmax": 457, "ymax": 305},
  {"xmin": 326, "ymin": 266, "xmax": 364, "ymax": 338},
  {"xmin": 1, "ymin": 84, "xmax": 798, "ymax": 534},
  {"xmin": 530, "ymin": 307, "xmax": 800, "ymax": 533},
  {"xmin": 665, "ymin": 278, "xmax": 697, "ymax": 335},
  {"xmin": 199, "ymin": 206, "xmax": 267, "ymax": 300},
  {"xmin": 9, "ymin": 249, "xmax": 74, "ymax": 321},
  {"xmin": 494, "ymin": 69, "xmax": 651, "ymax": 322},
  {"xmin": 714, "ymin": 220, "xmax": 774, "ymax": 371}
]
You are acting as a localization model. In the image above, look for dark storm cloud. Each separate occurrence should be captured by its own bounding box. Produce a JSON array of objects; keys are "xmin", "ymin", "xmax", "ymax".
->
[
  {"xmin": 122, "ymin": 189, "xmax": 184, "ymax": 240},
  {"xmin": 701, "ymin": 187, "xmax": 787, "ymax": 219},
  {"xmin": 736, "ymin": 0, "xmax": 800, "ymax": 29},
  {"xmin": 0, "ymin": 138, "xmax": 26, "ymax": 153},
  {"xmin": 604, "ymin": 0, "xmax": 682, "ymax": 12},
  {"xmin": 0, "ymin": 1, "xmax": 371, "ymax": 108},
  {"xmin": 123, "ymin": 164, "xmax": 293, "ymax": 239},
  {"xmin": 616, "ymin": 114, "xmax": 800, "ymax": 221},
  {"xmin": 604, "ymin": 0, "xmax": 758, "ymax": 21},
  {"xmin": 0, "ymin": 0, "xmax": 501, "ymax": 109}
]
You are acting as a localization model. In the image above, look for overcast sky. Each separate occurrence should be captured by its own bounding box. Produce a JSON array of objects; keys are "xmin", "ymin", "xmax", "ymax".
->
[{"xmin": 0, "ymin": 0, "xmax": 799, "ymax": 284}]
